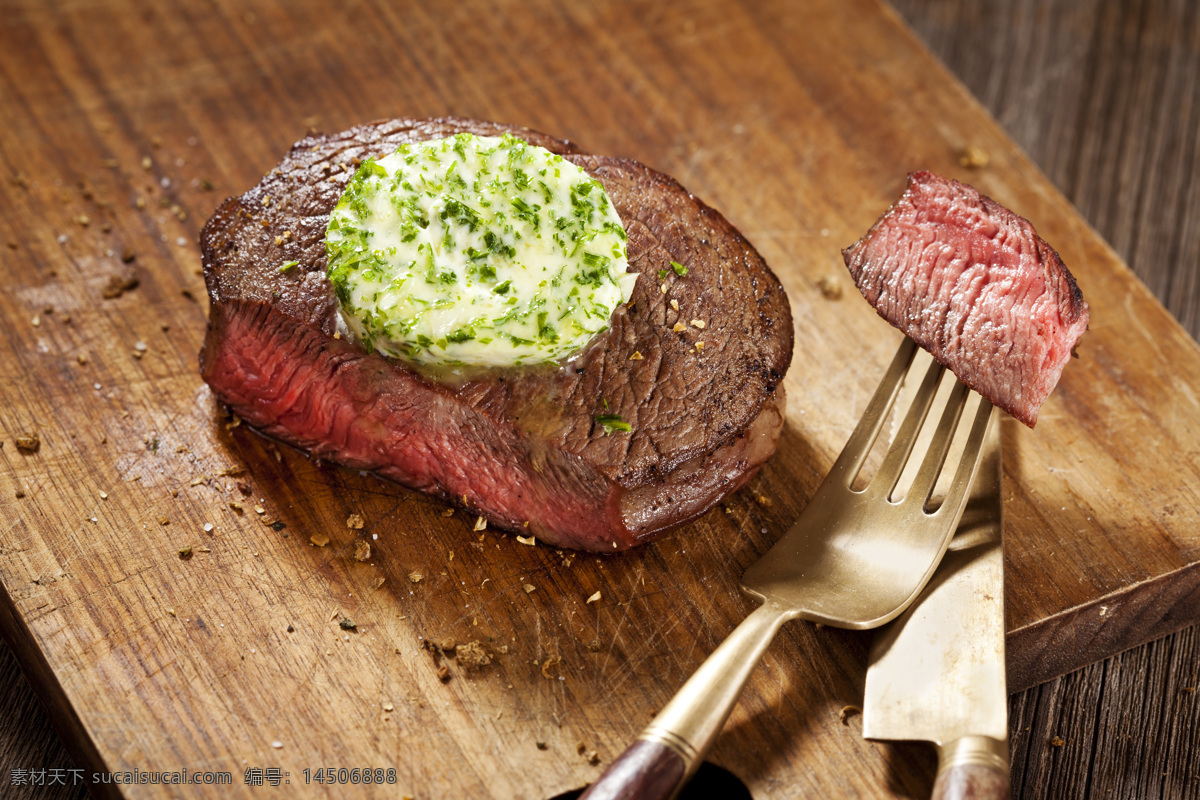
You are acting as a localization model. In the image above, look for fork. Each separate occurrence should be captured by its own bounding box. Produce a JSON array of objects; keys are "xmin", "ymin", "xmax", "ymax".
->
[{"xmin": 578, "ymin": 337, "xmax": 996, "ymax": 800}]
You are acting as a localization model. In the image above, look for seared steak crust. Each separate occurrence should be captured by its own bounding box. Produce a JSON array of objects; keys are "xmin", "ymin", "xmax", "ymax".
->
[
  {"xmin": 842, "ymin": 171, "xmax": 1088, "ymax": 427},
  {"xmin": 200, "ymin": 117, "xmax": 793, "ymax": 550}
]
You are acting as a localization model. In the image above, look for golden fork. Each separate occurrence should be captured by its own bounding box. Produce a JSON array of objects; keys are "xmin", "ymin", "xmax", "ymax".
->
[{"xmin": 580, "ymin": 337, "xmax": 997, "ymax": 800}]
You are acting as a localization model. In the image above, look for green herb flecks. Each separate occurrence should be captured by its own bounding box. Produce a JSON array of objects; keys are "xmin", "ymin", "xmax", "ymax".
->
[
  {"xmin": 325, "ymin": 133, "xmax": 635, "ymax": 367},
  {"xmin": 595, "ymin": 414, "xmax": 632, "ymax": 435}
]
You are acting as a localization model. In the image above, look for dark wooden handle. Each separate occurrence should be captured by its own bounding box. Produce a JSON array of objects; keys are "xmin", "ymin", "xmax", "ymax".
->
[
  {"xmin": 931, "ymin": 763, "xmax": 1011, "ymax": 800},
  {"xmin": 577, "ymin": 739, "xmax": 688, "ymax": 800}
]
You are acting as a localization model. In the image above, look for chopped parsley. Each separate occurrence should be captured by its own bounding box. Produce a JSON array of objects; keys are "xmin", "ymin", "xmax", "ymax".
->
[
  {"xmin": 325, "ymin": 133, "xmax": 637, "ymax": 367},
  {"xmin": 671, "ymin": 260, "xmax": 688, "ymax": 276},
  {"xmin": 278, "ymin": 260, "xmax": 299, "ymax": 272},
  {"xmin": 595, "ymin": 414, "xmax": 632, "ymax": 434}
]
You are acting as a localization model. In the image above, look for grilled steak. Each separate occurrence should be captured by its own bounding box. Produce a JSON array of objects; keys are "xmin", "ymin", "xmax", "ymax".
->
[
  {"xmin": 200, "ymin": 117, "xmax": 793, "ymax": 551},
  {"xmin": 842, "ymin": 171, "xmax": 1088, "ymax": 427}
]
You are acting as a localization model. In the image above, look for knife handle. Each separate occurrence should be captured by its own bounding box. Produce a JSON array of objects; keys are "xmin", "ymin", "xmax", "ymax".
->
[
  {"xmin": 931, "ymin": 736, "xmax": 1010, "ymax": 800},
  {"xmin": 578, "ymin": 602, "xmax": 788, "ymax": 800}
]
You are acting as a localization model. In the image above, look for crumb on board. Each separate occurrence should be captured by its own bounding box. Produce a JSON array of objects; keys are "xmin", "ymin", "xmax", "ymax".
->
[
  {"xmin": 817, "ymin": 275, "xmax": 843, "ymax": 300},
  {"xmin": 437, "ymin": 665, "xmax": 451, "ymax": 682},
  {"xmin": 102, "ymin": 272, "xmax": 139, "ymax": 299},
  {"xmin": 1050, "ymin": 736, "xmax": 1066, "ymax": 748},
  {"xmin": 309, "ymin": 533, "xmax": 330, "ymax": 547},
  {"xmin": 456, "ymin": 641, "xmax": 492, "ymax": 669},
  {"xmin": 839, "ymin": 705, "xmax": 861, "ymax": 725},
  {"xmin": 523, "ymin": 584, "xmax": 536, "ymax": 594},
  {"xmin": 536, "ymin": 741, "xmax": 548, "ymax": 751},
  {"xmin": 408, "ymin": 571, "xmax": 424, "ymax": 584},
  {"xmin": 541, "ymin": 655, "xmax": 562, "ymax": 680},
  {"xmin": 516, "ymin": 535, "xmax": 536, "ymax": 546},
  {"xmin": 441, "ymin": 508, "xmax": 455, "ymax": 517},
  {"xmin": 338, "ymin": 617, "xmax": 357, "ymax": 631},
  {"xmin": 14, "ymin": 434, "xmax": 40, "ymax": 454},
  {"xmin": 958, "ymin": 144, "xmax": 990, "ymax": 169},
  {"xmin": 354, "ymin": 540, "xmax": 371, "ymax": 562},
  {"xmin": 346, "ymin": 512, "xmax": 364, "ymax": 529},
  {"xmin": 473, "ymin": 516, "xmax": 487, "ymax": 532},
  {"xmin": 178, "ymin": 545, "xmax": 193, "ymax": 560},
  {"xmin": 586, "ymin": 591, "xmax": 601, "ymax": 604}
]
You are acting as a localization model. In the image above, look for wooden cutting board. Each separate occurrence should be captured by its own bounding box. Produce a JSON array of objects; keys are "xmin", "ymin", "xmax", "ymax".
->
[{"xmin": 2, "ymin": 0, "xmax": 1198, "ymax": 797}]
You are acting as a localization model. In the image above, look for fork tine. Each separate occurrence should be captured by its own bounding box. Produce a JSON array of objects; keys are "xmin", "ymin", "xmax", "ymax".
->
[
  {"xmin": 906, "ymin": 378, "xmax": 970, "ymax": 504},
  {"xmin": 827, "ymin": 337, "xmax": 919, "ymax": 487},
  {"xmin": 871, "ymin": 355, "xmax": 945, "ymax": 496},
  {"xmin": 928, "ymin": 396, "xmax": 995, "ymax": 516}
]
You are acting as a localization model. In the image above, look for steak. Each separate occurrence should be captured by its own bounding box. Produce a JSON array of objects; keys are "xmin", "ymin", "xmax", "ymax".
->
[
  {"xmin": 200, "ymin": 117, "xmax": 793, "ymax": 551},
  {"xmin": 842, "ymin": 171, "xmax": 1088, "ymax": 427}
]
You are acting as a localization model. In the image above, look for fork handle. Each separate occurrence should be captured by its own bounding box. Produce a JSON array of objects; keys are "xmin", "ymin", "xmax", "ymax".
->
[
  {"xmin": 579, "ymin": 601, "xmax": 789, "ymax": 800},
  {"xmin": 931, "ymin": 736, "xmax": 1010, "ymax": 800}
]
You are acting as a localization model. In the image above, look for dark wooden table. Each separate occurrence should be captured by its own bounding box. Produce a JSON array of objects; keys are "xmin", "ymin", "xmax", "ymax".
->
[{"xmin": 2, "ymin": 2, "xmax": 1198, "ymax": 798}]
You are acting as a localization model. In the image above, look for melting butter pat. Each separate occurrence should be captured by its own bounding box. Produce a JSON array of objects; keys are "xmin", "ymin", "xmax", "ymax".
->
[{"xmin": 326, "ymin": 133, "xmax": 636, "ymax": 367}]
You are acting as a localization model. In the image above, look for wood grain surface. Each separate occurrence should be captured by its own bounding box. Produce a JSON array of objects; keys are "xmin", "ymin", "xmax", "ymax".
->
[{"xmin": 1, "ymin": 1, "xmax": 1198, "ymax": 798}]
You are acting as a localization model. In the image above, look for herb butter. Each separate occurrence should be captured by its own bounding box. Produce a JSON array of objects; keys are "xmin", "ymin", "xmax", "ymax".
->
[{"xmin": 326, "ymin": 133, "xmax": 636, "ymax": 366}]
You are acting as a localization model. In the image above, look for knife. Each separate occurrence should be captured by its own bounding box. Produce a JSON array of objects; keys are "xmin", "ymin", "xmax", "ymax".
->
[{"xmin": 863, "ymin": 416, "xmax": 1009, "ymax": 799}]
